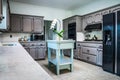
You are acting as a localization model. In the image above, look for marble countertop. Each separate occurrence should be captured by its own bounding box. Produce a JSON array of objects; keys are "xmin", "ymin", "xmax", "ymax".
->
[
  {"xmin": 0, "ymin": 42, "xmax": 53, "ymax": 80},
  {"xmin": 77, "ymin": 41, "xmax": 103, "ymax": 44},
  {"xmin": 19, "ymin": 40, "xmax": 45, "ymax": 43}
]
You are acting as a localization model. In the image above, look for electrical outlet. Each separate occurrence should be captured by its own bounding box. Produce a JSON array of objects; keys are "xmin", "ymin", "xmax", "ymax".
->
[{"xmin": 10, "ymin": 35, "xmax": 12, "ymax": 38}]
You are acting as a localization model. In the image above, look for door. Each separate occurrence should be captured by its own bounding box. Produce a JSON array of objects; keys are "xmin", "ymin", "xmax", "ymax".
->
[
  {"xmin": 117, "ymin": 11, "xmax": 120, "ymax": 76},
  {"xmin": 23, "ymin": 16, "xmax": 33, "ymax": 32},
  {"xmin": 10, "ymin": 14, "xmax": 22, "ymax": 32},
  {"xmin": 103, "ymin": 13, "xmax": 115, "ymax": 73},
  {"xmin": 33, "ymin": 17, "xmax": 44, "ymax": 33},
  {"xmin": 37, "ymin": 46, "xmax": 45, "ymax": 59}
]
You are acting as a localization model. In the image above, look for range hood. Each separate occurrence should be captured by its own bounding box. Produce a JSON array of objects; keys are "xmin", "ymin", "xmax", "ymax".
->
[{"xmin": 84, "ymin": 23, "xmax": 102, "ymax": 31}]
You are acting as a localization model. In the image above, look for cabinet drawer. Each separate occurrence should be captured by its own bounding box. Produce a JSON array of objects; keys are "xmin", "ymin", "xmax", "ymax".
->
[
  {"xmin": 88, "ymin": 55, "xmax": 97, "ymax": 63},
  {"xmin": 82, "ymin": 47, "xmax": 97, "ymax": 55},
  {"xmin": 21, "ymin": 43, "xmax": 30, "ymax": 47},
  {"xmin": 36, "ymin": 43, "xmax": 45, "ymax": 46},
  {"xmin": 82, "ymin": 54, "xmax": 97, "ymax": 64}
]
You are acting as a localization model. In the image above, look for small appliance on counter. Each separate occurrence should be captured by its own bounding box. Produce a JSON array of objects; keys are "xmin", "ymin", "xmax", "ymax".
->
[{"xmin": 30, "ymin": 33, "xmax": 44, "ymax": 41}]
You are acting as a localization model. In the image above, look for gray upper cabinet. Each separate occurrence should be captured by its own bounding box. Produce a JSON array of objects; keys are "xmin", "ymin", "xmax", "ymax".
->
[
  {"xmin": 81, "ymin": 16, "xmax": 87, "ymax": 32},
  {"xmin": 86, "ymin": 15, "xmax": 93, "ymax": 25},
  {"xmin": 93, "ymin": 12, "xmax": 102, "ymax": 23},
  {"xmin": 22, "ymin": 16, "xmax": 33, "ymax": 32},
  {"xmin": 10, "ymin": 14, "xmax": 22, "ymax": 32},
  {"xmin": 76, "ymin": 16, "xmax": 82, "ymax": 32},
  {"xmin": 33, "ymin": 17, "xmax": 44, "ymax": 33},
  {"xmin": 84, "ymin": 12, "xmax": 102, "ymax": 25},
  {"xmin": 63, "ymin": 15, "xmax": 82, "ymax": 39},
  {"xmin": 10, "ymin": 14, "xmax": 44, "ymax": 33},
  {"xmin": 63, "ymin": 19, "xmax": 68, "ymax": 39}
]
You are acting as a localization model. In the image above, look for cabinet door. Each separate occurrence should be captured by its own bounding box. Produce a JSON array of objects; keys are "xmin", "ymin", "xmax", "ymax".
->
[
  {"xmin": 33, "ymin": 17, "xmax": 44, "ymax": 33},
  {"xmin": 74, "ymin": 50, "xmax": 78, "ymax": 59},
  {"xmin": 37, "ymin": 46, "xmax": 45, "ymax": 59},
  {"xmin": 44, "ymin": 20, "xmax": 52, "ymax": 40},
  {"xmin": 6, "ymin": 0, "xmax": 10, "ymax": 30},
  {"xmin": 23, "ymin": 16, "xmax": 33, "ymax": 32},
  {"xmin": 29, "ymin": 47, "xmax": 37, "ymax": 59},
  {"xmin": 0, "ymin": 0, "xmax": 2, "ymax": 20},
  {"xmin": 76, "ymin": 16, "xmax": 82, "ymax": 32},
  {"xmin": 10, "ymin": 14, "xmax": 22, "ymax": 32},
  {"xmin": 82, "ymin": 17, "xmax": 87, "ymax": 32},
  {"xmin": 25, "ymin": 47, "xmax": 30, "ymax": 53},
  {"xmin": 77, "ymin": 48, "xmax": 81, "ymax": 59},
  {"xmin": 86, "ymin": 15, "xmax": 93, "ymax": 25},
  {"xmin": 63, "ymin": 19, "xmax": 68, "ymax": 39},
  {"xmin": 94, "ymin": 12, "xmax": 102, "ymax": 23}
]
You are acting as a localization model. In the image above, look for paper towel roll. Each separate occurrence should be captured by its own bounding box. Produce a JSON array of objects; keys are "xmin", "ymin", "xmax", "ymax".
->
[{"xmin": 77, "ymin": 32, "xmax": 85, "ymax": 41}]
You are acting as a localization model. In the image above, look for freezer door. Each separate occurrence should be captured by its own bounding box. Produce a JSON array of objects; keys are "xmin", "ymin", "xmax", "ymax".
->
[
  {"xmin": 103, "ymin": 13, "xmax": 115, "ymax": 73},
  {"xmin": 117, "ymin": 11, "xmax": 120, "ymax": 76}
]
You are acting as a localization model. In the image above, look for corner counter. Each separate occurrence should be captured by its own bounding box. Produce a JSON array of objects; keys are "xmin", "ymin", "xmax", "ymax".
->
[{"xmin": 0, "ymin": 42, "xmax": 53, "ymax": 80}]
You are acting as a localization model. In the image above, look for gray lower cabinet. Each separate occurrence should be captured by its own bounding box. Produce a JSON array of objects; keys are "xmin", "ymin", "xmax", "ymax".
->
[
  {"xmin": 76, "ymin": 42, "xmax": 82, "ymax": 59},
  {"xmin": 81, "ymin": 46, "xmax": 97, "ymax": 64},
  {"xmin": 37, "ymin": 46, "xmax": 45, "ymax": 59},
  {"xmin": 10, "ymin": 14, "xmax": 44, "ymax": 33},
  {"xmin": 21, "ymin": 42, "xmax": 46, "ymax": 60},
  {"xmin": 29, "ymin": 47, "xmax": 37, "ymax": 59},
  {"xmin": 24, "ymin": 47, "xmax": 30, "ymax": 53}
]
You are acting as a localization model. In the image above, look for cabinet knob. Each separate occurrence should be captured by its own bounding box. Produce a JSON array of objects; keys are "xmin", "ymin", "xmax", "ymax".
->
[
  {"xmin": 0, "ymin": 16, "xmax": 4, "ymax": 20},
  {"xmin": 87, "ymin": 50, "xmax": 89, "ymax": 52},
  {"xmin": 87, "ymin": 57, "xmax": 89, "ymax": 60}
]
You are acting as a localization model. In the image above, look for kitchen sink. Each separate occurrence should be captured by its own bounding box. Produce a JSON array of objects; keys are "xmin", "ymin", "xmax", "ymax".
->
[
  {"xmin": 0, "ymin": 43, "xmax": 17, "ymax": 46},
  {"xmin": 2, "ymin": 44, "xmax": 15, "ymax": 46}
]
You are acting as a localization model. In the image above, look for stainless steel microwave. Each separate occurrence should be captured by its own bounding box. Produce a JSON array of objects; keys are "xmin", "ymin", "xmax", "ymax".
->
[{"xmin": 30, "ymin": 34, "xmax": 44, "ymax": 41}]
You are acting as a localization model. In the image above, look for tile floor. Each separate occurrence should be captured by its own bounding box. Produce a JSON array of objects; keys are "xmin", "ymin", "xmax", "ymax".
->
[{"xmin": 37, "ymin": 59, "xmax": 120, "ymax": 80}]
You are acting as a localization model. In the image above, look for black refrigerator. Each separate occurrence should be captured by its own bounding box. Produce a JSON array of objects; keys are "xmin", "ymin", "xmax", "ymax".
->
[{"xmin": 103, "ymin": 10, "xmax": 120, "ymax": 76}]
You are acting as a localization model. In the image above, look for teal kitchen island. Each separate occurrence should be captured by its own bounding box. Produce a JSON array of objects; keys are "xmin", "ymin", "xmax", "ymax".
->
[{"xmin": 47, "ymin": 40, "xmax": 75, "ymax": 75}]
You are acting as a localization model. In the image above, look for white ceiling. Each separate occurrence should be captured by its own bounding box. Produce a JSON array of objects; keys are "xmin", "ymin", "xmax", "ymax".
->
[{"xmin": 10, "ymin": 0, "xmax": 97, "ymax": 10}]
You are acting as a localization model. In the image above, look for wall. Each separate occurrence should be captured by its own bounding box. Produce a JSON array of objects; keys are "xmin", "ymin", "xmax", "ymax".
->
[
  {"xmin": 72, "ymin": 0, "xmax": 120, "ymax": 15},
  {"xmin": 84, "ymin": 31, "xmax": 102, "ymax": 40},
  {"xmin": 9, "ymin": 1, "xmax": 72, "ymax": 20},
  {"xmin": 0, "ymin": 33, "xmax": 30, "ymax": 42}
]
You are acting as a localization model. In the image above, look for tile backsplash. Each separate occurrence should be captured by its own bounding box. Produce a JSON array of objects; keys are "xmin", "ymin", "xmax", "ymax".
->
[
  {"xmin": 84, "ymin": 31, "xmax": 102, "ymax": 40},
  {"xmin": 0, "ymin": 33, "xmax": 31, "ymax": 42}
]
